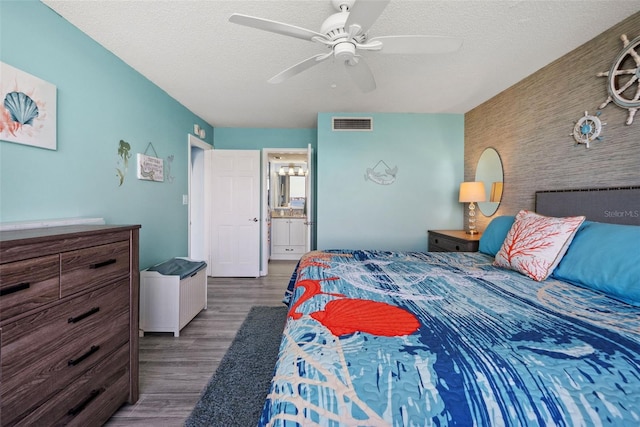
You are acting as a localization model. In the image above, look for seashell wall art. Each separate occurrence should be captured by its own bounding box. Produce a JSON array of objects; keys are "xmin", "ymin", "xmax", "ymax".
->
[{"xmin": 1, "ymin": 62, "xmax": 57, "ymax": 150}]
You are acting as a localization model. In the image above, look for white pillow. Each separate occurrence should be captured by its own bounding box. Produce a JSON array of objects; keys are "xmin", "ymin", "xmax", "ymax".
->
[{"xmin": 493, "ymin": 210, "xmax": 585, "ymax": 281}]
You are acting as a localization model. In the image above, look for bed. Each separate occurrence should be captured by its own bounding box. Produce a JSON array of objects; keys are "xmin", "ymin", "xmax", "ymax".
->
[{"xmin": 260, "ymin": 187, "xmax": 640, "ymax": 426}]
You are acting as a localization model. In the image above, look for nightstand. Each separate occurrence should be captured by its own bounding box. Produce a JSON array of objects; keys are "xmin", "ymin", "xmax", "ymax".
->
[{"xmin": 428, "ymin": 230, "xmax": 481, "ymax": 252}]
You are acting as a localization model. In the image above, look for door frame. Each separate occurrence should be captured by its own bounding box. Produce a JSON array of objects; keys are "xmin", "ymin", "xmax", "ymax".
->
[
  {"xmin": 187, "ymin": 134, "xmax": 212, "ymax": 264},
  {"xmin": 261, "ymin": 147, "xmax": 313, "ymax": 276}
]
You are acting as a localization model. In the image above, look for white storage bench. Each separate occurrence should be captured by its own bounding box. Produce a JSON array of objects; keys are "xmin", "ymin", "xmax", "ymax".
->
[{"xmin": 140, "ymin": 258, "xmax": 207, "ymax": 337}]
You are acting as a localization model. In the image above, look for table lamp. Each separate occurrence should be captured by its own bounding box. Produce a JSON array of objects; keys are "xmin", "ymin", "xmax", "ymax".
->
[{"xmin": 459, "ymin": 181, "xmax": 486, "ymax": 234}]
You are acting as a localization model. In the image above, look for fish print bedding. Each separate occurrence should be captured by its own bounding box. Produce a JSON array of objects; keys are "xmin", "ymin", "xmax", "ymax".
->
[{"xmin": 261, "ymin": 250, "xmax": 640, "ymax": 426}]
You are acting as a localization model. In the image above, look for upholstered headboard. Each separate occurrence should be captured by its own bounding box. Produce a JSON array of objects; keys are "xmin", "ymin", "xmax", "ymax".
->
[{"xmin": 535, "ymin": 187, "xmax": 640, "ymax": 225}]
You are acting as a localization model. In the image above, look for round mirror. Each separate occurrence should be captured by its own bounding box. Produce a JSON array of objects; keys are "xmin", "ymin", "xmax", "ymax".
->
[{"xmin": 475, "ymin": 148, "xmax": 503, "ymax": 216}]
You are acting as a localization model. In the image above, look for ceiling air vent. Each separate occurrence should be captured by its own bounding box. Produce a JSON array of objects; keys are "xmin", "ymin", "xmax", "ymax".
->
[{"xmin": 332, "ymin": 117, "xmax": 373, "ymax": 131}]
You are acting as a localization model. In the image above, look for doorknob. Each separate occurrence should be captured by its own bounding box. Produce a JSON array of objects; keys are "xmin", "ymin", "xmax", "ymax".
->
[{"xmin": 249, "ymin": 218, "xmax": 259, "ymax": 222}]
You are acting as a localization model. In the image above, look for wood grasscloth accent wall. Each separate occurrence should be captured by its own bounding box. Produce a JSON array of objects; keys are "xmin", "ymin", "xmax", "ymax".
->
[{"xmin": 465, "ymin": 12, "xmax": 640, "ymax": 231}]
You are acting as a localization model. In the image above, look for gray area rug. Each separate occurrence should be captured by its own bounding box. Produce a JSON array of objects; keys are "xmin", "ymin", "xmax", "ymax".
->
[{"xmin": 185, "ymin": 305, "xmax": 288, "ymax": 427}]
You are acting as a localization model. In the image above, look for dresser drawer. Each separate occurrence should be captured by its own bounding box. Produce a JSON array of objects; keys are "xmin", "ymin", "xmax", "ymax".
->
[
  {"xmin": 16, "ymin": 343, "xmax": 130, "ymax": 427},
  {"xmin": 60, "ymin": 240, "xmax": 130, "ymax": 297},
  {"xmin": 428, "ymin": 231, "xmax": 479, "ymax": 252},
  {"xmin": 0, "ymin": 255, "xmax": 60, "ymax": 322},
  {"xmin": 0, "ymin": 280, "xmax": 130, "ymax": 425}
]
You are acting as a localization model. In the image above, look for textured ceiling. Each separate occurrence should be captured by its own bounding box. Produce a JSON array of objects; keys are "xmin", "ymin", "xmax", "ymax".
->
[{"xmin": 43, "ymin": 1, "xmax": 639, "ymax": 129}]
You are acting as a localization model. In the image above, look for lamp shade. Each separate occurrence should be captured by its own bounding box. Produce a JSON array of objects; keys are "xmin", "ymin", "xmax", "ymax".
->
[{"xmin": 459, "ymin": 181, "xmax": 486, "ymax": 203}]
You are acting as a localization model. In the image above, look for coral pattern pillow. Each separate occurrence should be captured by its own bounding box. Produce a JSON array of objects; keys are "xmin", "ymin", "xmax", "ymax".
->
[{"xmin": 494, "ymin": 210, "xmax": 585, "ymax": 281}]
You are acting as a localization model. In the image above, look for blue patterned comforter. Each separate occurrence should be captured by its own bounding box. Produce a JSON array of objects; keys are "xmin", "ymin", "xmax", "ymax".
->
[{"xmin": 261, "ymin": 250, "xmax": 640, "ymax": 426}]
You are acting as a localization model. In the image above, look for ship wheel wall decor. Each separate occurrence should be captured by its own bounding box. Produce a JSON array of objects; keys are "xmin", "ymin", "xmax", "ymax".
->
[
  {"xmin": 570, "ymin": 111, "xmax": 605, "ymax": 148},
  {"xmin": 597, "ymin": 34, "xmax": 640, "ymax": 125}
]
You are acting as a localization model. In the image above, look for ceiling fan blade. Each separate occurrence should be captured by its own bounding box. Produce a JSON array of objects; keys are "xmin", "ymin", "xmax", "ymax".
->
[
  {"xmin": 344, "ymin": 0, "xmax": 390, "ymax": 35},
  {"xmin": 368, "ymin": 35, "xmax": 463, "ymax": 54},
  {"xmin": 268, "ymin": 53, "xmax": 333, "ymax": 84},
  {"xmin": 229, "ymin": 13, "xmax": 328, "ymax": 42},
  {"xmin": 344, "ymin": 57, "xmax": 376, "ymax": 93}
]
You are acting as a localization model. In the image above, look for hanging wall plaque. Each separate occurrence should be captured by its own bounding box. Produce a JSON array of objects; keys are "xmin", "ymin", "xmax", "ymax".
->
[
  {"xmin": 364, "ymin": 160, "xmax": 398, "ymax": 185},
  {"xmin": 137, "ymin": 142, "xmax": 164, "ymax": 182}
]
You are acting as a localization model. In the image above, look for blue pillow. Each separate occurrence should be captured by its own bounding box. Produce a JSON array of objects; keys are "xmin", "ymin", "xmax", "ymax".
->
[
  {"xmin": 552, "ymin": 221, "xmax": 640, "ymax": 306},
  {"xmin": 479, "ymin": 216, "xmax": 515, "ymax": 256}
]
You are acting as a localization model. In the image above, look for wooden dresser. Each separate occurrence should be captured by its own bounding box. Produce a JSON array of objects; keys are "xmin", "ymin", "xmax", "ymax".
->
[{"xmin": 0, "ymin": 224, "xmax": 140, "ymax": 426}]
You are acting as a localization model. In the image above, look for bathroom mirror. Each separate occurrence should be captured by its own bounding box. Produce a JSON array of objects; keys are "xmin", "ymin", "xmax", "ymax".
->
[
  {"xmin": 270, "ymin": 162, "xmax": 307, "ymax": 215},
  {"xmin": 275, "ymin": 175, "xmax": 306, "ymax": 208},
  {"xmin": 475, "ymin": 148, "xmax": 503, "ymax": 216}
]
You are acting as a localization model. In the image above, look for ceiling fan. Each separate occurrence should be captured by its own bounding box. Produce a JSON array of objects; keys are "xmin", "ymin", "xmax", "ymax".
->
[{"xmin": 229, "ymin": 0, "xmax": 462, "ymax": 92}]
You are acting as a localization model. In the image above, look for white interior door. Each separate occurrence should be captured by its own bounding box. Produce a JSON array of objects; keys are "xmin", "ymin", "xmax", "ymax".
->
[{"xmin": 209, "ymin": 149, "xmax": 260, "ymax": 277}]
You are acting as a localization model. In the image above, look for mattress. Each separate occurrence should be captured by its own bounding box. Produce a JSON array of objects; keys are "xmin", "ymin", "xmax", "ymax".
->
[{"xmin": 261, "ymin": 249, "xmax": 640, "ymax": 426}]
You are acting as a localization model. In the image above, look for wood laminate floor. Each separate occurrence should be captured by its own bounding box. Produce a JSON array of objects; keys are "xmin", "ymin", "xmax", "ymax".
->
[{"xmin": 106, "ymin": 260, "xmax": 298, "ymax": 427}]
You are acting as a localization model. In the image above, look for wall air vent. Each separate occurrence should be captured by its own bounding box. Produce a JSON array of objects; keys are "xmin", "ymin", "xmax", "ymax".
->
[{"xmin": 332, "ymin": 117, "xmax": 373, "ymax": 131}]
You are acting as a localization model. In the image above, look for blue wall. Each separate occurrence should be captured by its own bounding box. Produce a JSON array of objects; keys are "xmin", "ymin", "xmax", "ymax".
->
[
  {"xmin": 0, "ymin": 1, "xmax": 213, "ymax": 269},
  {"xmin": 0, "ymin": 2, "xmax": 465, "ymax": 268},
  {"xmin": 213, "ymin": 128, "xmax": 316, "ymax": 150},
  {"xmin": 317, "ymin": 113, "xmax": 464, "ymax": 252}
]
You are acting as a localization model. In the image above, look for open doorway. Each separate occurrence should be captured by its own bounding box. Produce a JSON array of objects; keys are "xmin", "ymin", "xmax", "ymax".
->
[
  {"xmin": 187, "ymin": 134, "xmax": 212, "ymax": 267},
  {"xmin": 261, "ymin": 147, "xmax": 313, "ymax": 275}
]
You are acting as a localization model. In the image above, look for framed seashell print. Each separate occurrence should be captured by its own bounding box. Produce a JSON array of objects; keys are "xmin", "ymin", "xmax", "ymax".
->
[{"xmin": 0, "ymin": 62, "xmax": 57, "ymax": 150}]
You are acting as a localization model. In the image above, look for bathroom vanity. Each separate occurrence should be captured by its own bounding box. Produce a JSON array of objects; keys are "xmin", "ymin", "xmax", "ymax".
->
[{"xmin": 270, "ymin": 216, "xmax": 306, "ymax": 260}]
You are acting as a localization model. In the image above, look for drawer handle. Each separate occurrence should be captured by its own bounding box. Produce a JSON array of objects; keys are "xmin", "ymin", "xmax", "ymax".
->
[
  {"xmin": 456, "ymin": 245, "xmax": 460, "ymax": 251},
  {"xmin": 434, "ymin": 238, "xmax": 439, "ymax": 244},
  {"xmin": 68, "ymin": 306, "xmax": 100, "ymax": 323},
  {"xmin": 0, "ymin": 282, "xmax": 30, "ymax": 296},
  {"xmin": 89, "ymin": 258, "xmax": 117, "ymax": 268},
  {"xmin": 90, "ymin": 258, "xmax": 117, "ymax": 269},
  {"xmin": 67, "ymin": 388, "xmax": 103, "ymax": 416},
  {"xmin": 68, "ymin": 345, "xmax": 100, "ymax": 366}
]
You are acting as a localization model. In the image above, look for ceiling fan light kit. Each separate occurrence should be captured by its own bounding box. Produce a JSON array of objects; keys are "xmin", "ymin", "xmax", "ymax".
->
[
  {"xmin": 229, "ymin": 0, "xmax": 462, "ymax": 92},
  {"xmin": 334, "ymin": 42, "xmax": 357, "ymax": 64}
]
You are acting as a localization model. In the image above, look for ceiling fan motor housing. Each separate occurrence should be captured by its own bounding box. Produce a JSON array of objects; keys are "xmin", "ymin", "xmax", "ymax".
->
[{"xmin": 321, "ymin": 11, "xmax": 367, "ymax": 43}]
